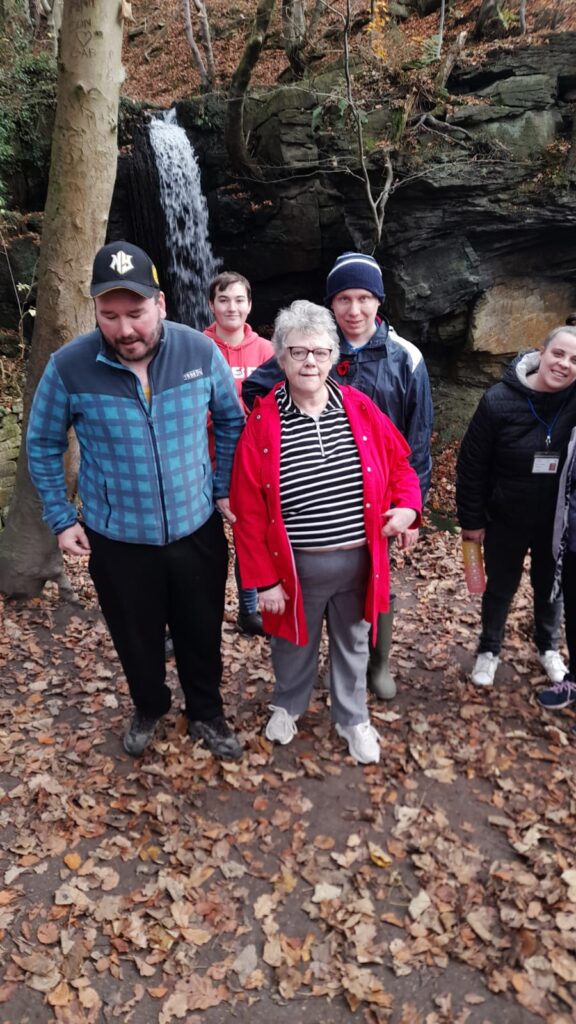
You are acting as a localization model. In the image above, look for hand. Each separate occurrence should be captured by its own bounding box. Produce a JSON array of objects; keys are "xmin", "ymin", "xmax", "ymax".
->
[
  {"xmin": 381, "ymin": 508, "xmax": 417, "ymax": 538},
  {"xmin": 216, "ymin": 497, "xmax": 236, "ymax": 524},
  {"xmin": 462, "ymin": 528, "xmax": 485, "ymax": 544},
  {"xmin": 57, "ymin": 523, "xmax": 91, "ymax": 556},
  {"xmin": 397, "ymin": 526, "xmax": 419, "ymax": 550},
  {"xmin": 258, "ymin": 583, "xmax": 288, "ymax": 616}
]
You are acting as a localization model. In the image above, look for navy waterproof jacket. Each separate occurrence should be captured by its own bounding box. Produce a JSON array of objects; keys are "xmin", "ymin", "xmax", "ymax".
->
[{"xmin": 242, "ymin": 319, "xmax": 433, "ymax": 500}]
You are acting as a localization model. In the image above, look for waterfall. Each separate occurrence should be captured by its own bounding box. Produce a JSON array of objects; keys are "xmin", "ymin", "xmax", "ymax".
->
[{"xmin": 148, "ymin": 110, "xmax": 219, "ymax": 330}]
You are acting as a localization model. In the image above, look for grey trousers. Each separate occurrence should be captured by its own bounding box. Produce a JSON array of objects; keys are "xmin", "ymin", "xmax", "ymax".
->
[{"xmin": 270, "ymin": 546, "xmax": 371, "ymax": 726}]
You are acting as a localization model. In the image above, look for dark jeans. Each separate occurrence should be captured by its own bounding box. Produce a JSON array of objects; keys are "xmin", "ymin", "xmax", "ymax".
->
[
  {"xmin": 563, "ymin": 549, "xmax": 576, "ymax": 678},
  {"xmin": 87, "ymin": 511, "xmax": 228, "ymax": 720},
  {"xmin": 479, "ymin": 518, "xmax": 562, "ymax": 656}
]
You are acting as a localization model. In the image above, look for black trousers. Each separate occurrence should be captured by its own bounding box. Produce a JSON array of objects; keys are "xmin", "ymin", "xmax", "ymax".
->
[
  {"xmin": 479, "ymin": 518, "xmax": 562, "ymax": 656},
  {"xmin": 86, "ymin": 512, "xmax": 228, "ymax": 720},
  {"xmin": 563, "ymin": 549, "xmax": 576, "ymax": 678}
]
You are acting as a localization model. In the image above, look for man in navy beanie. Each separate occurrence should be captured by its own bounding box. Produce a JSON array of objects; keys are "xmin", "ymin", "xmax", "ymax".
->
[{"xmin": 243, "ymin": 251, "xmax": 433, "ymax": 701}]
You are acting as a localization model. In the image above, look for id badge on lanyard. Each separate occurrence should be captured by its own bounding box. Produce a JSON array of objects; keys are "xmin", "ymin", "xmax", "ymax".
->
[
  {"xmin": 527, "ymin": 395, "xmax": 565, "ymax": 475},
  {"xmin": 532, "ymin": 452, "xmax": 560, "ymax": 474}
]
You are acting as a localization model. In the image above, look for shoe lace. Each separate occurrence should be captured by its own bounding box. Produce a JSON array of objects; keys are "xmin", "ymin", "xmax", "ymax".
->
[
  {"xmin": 355, "ymin": 721, "xmax": 377, "ymax": 740},
  {"xmin": 269, "ymin": 706, "xmax": 297, "ymax": 732},
  {"xmin": 204, "ymin": 715, "xmax": 231, "ymax": 738},
  {"xmin": 550, "ymin": 677, "xmax": 576, "ymax": 694},
  {"xmin": 477, "ymin": 652, "xmax": 495, "ymax": 665}
]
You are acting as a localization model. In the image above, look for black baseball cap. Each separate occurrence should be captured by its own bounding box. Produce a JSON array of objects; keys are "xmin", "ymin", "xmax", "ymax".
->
[{"xmin": 90, "ymin": 241, "xmax": 161, "ymax": 298}]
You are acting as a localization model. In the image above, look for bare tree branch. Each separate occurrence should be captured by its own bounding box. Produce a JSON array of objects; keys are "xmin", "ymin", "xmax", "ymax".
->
[
  {"xmin": 436, "ymin": 0, "xmax": 446, "ymax": 58},
  {"xmin": 225, "ymin": 0, "xmax": 276, "ymax": 178},
  {"xmin": 340, "ymin": 0, "xmax": 394, "ymax": 246},
  {"xmin": 181, "ymin": 0, "xmax": 209, "ymax": 91},
  {"xmin": 191, "ymin": 0, "xmax": 216, "ymax": 88}
]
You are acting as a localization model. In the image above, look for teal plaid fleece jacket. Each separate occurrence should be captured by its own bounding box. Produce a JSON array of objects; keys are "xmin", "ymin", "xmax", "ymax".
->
[{"xmin": 27, "ymin": 321, "xmax": 245, "ymax": 545}]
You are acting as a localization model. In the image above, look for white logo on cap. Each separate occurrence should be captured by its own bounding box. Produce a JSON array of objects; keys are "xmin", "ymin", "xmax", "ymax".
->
[{"xmin": 110, "ymin": 251, "xmax": 134, "ymax": 275}]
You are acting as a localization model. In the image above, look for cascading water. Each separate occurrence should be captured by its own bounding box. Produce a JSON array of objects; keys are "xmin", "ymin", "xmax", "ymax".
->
[{"xmin": 148, "ymin": 110, "xmax": 219, "ymax": 330}]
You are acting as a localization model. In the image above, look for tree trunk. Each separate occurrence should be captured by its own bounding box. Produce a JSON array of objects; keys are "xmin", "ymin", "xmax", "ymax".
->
[
  {"xmin": 225, "ymin": 0, "xmax": 275, "ymax": 179},
  {"xmin": 306, "ymin": 0, "xmax": 324, "ymax": 44},
  {"xmin": 474, "ymin": 0, "xmax": 506, "ymax": 39},
  {"xmin": 48, "ymin": 0, "xmax": 64, "ymax": 55},
  {"xmin": 282, "ymin": 0, "xmax": 306, "ymax": 78},
  {"xmin": 0, "ymin": 0, "xmax": 125, "ymax": 598},
  {"xmin": 434, "ymin": 29, "xmax": 467, "ymax": 92},
  {"xmin": 191, "ymin": 0, "xmax": 215, "ymax": 90},
  {"xmin": 181, "ymin": 0, "xmax": 209, "ymax": 91},
  {"xmin": 436, "ymin": 0, "xmax": 445, "ymax": 58}
]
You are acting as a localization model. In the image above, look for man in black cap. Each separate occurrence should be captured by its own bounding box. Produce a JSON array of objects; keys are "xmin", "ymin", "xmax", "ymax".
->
[
  {"xmin": 27, "ymin": 241, "xmax": 245, "ymax": 759},
  {"xmin": 243, "ymin": 252, "xmax": 433, "ymax": 701}
]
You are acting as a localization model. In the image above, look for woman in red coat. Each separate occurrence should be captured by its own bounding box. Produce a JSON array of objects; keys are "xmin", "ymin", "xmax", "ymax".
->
[{"xmin": 230, "ymin": 301, "xmax": 421, "ymax": 764}]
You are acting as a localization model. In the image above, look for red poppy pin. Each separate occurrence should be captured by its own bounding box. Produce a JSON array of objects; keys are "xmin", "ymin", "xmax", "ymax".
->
[{"xmin": 336, "ymin": 360, "xmax": 350, "ymax": 376}]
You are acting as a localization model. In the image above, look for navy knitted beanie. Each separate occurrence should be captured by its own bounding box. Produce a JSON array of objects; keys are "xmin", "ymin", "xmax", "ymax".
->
[{"xmin": 325, "ymin": 252, "xmax": 385, "ymax": 303}]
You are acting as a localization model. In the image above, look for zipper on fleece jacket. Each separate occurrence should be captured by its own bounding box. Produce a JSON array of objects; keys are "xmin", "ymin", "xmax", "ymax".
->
[
  {"xmin": 135, "ymin": 372, "xmax": 169, "ymax": 545},
  {"xmin": 97, "ymin": 352, "xmax": 169, "ymax": 544}
]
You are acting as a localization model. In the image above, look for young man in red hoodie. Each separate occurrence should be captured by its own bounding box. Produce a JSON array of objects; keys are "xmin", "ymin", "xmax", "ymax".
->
[{"xmin": 205, "ymin": 271, "xmax": 274, "ymax": 637}]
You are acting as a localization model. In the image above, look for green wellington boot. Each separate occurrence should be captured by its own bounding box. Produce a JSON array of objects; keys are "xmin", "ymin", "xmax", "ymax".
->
[{"xmin": 367, "ymin": 601, "xmax": 396, "ymax": 700}]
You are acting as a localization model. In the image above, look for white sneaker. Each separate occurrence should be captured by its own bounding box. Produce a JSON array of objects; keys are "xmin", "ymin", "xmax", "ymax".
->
[
  {"xmin": 538, "ymin": 649, "xmax": 568, "ymax": 684},
  {"xmin": 335, "ymin": 721, "xmax": 381, "ymax": 764},
  {"xmin": 471, "ymin": 652, "xmax": 499, "ymax": 686},
  {"xmin": 265, "ymin": 706, "xmax": 299, "ymax": 745}
]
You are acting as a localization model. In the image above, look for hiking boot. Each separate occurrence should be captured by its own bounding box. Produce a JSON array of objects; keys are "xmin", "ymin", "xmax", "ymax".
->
[
  {"xmin": 536, "ymin": 676, "xmax": 576, "ymax": 711},
  {"xmin": 188, "ymin": 715, "xmax": 243, "ymax": 759},
  {"xmin": 123, "ymin": 711, "xmax": 162, "ymax": 756},
  {"xmin": 265, "ymin": 705, "xmax": 299, "ymax": 745},
  {"xmin": 335, "ymin": 721, "xmax": 381, "ymax": 764},
  {"xmin": 237, "ymin": 612, "xmax": 266, "ymax": 637},
  {"xmin": 538, "ymin": 649, "xmax": 568, "ymax": 684},
  {"xmin": 471, "ymin": 652, "xmax": 499, "ymax": 687}
]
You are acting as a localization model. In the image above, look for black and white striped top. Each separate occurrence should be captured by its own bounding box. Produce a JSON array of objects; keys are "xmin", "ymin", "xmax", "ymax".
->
[{"xmin": 276, "ymin": 379, "xmax": 366, "ymax": 548}]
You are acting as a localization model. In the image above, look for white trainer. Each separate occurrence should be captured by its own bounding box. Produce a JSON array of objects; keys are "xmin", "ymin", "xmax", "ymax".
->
[
  {"xmin": 538, "ymin": 650, "xmax": 568, "ymax": 684},
  {"xmin": 471, "ymin": 651, "xmax": 499, "ymax": 686},
  {"xmin": 335, "ymin": 721, "xmax": 381, "ymax": 764},
  {"xmin": 265, "ymin": 706, "xmax": 299, "ymax": 745}
]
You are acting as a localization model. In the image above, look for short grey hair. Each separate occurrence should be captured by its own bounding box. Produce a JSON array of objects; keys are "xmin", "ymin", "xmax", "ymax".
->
[
  {"xmin": 273, "ymin": 300, "xmax": 340, "ymax": 366},
  {"xmin": 543, "ymin": 325, "xmax": 576, "ymax": 348}
]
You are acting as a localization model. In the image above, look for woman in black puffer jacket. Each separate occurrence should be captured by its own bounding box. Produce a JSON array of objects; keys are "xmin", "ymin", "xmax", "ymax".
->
[{"xmin": 456, "ymin": 325, "xmax": 576, "ymax": 688}]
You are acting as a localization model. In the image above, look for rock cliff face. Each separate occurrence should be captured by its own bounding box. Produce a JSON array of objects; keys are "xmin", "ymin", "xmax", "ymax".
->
[
  {"xmin": 136, "ymin": 30, "xmax": 574, "ymax": 383},
  {"xmin": 3, "ymin": 32, "xmax": 576, "ymax": 386}
]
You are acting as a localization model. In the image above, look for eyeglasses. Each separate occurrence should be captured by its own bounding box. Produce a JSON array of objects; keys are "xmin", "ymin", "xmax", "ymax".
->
[{"xmin": 287, "ymin": 347, "xmax": 332, "ymax": 363}]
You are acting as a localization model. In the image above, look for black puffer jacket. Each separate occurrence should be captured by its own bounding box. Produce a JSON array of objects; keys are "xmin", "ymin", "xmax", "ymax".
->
[{"xmin": 456, "ymin": 351, "xmax": 576, "ymax": 531}]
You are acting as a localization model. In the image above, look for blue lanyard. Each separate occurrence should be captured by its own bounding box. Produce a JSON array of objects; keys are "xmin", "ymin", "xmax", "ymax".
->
[{"xmin": 526, "ymin": 398, "xmax": 564, "ymax": 449}]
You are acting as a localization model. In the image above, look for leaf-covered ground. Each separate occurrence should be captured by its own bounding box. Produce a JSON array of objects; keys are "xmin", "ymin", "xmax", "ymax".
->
[
  {"xmin": 122, "ymin": 0, "xmax": 576, "ymax": 107},
  {"xmin": 1, "ymin": 447, "xmax": 575, "ymax": 1024}
]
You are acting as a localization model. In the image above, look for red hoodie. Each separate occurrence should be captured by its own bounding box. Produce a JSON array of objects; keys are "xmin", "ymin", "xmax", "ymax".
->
[
  {"xmin": 204, "ymin": 323, "xmax": 274, "ymax": 406},
  {"xmin": 204, "ymin": 322, "xmax": 274, "ymax": 462}
]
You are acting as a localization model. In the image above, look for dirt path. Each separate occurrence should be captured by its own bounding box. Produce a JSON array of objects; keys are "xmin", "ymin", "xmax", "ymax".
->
[{"xmin": 0, "ymin": 529, "xmax": 575, "ymax": 1024}]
